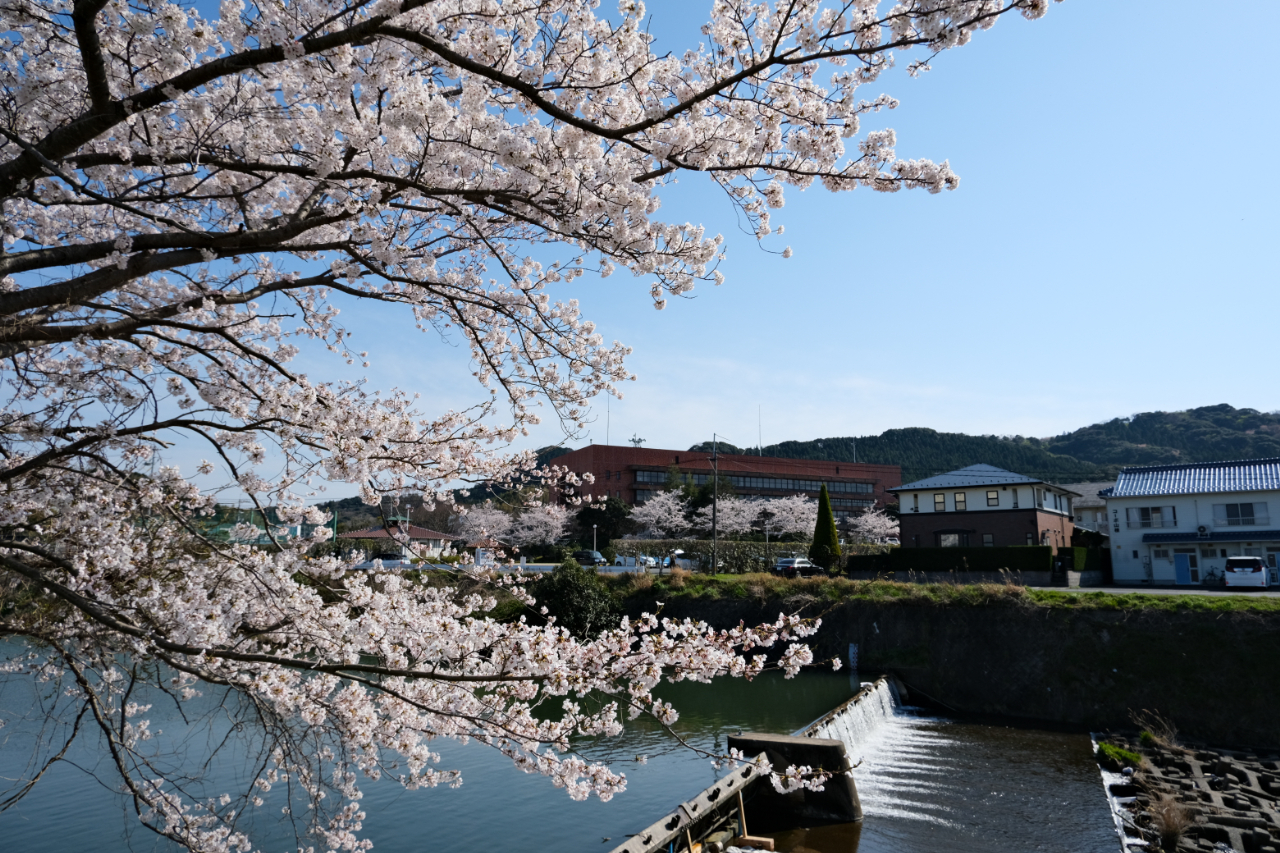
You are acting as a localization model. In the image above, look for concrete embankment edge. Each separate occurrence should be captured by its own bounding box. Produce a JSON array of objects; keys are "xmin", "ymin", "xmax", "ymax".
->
[{"xmin": 625, "ymin": 594, "xmax": 1280, "ymax": 749}]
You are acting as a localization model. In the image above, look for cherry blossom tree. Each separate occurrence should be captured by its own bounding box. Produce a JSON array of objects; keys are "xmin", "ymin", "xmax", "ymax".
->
[
  {"xmin": 846, "ymin": 506, "xmax": 900, "ymax": 543},
  {"xmin": 692, "ymin": 496, "xmax": 761, "ymax": 536},
  {"xmin": 508, "ymin": 503, "xmax": 570, "ymax": 547},
  {"xmin": 629, "ymin": 490, "xmax": 691, "ymax": 539},
  {"xmin": 0, "ymin": 0, "xmax": 1059, "ymax": 848},
  {"xmin": 450, "ymin": 501, "xmax": 515, "ymax": 543},
  {"xmin": 760, "ymin": 495, "xmax": 820, "ymax": 538}
]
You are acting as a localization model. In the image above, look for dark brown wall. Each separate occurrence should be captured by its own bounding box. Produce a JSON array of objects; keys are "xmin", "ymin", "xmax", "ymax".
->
[{"xmin": 900, "ymin": 508, "xmax": 1074, "ymax": 551}]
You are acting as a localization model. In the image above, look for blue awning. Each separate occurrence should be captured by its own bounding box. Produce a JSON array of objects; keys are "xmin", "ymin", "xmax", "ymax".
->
[{"xmin": 1142, "ymin": 529, "xmax": 1280, "ymax": 544}]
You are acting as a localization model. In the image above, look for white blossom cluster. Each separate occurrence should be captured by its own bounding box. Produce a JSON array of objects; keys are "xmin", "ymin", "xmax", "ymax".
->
[
  {"xmin": 0, "ymin": 0, "xmax": 1058, "ymax": 847},
  {"xmin": 632, "ymin": 491, "xmax": 819, "ymax": 539}
]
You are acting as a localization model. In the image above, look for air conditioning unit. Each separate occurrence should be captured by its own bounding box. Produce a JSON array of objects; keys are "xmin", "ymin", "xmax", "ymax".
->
[{"xmin": 1197, "ymin": 525, "xmax": 1209, "ymax": 539}]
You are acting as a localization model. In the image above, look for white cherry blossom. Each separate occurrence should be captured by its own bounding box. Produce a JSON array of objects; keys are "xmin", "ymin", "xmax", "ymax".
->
[{"xmin": 0, "ymin": 0, "xmax": 1060, "ymax": 848}]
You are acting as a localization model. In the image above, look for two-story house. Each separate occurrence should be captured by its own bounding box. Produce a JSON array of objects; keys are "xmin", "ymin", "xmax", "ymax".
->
[
  {"xmin": 1102, "ymin": 457, "xmax": 1280, "ymax": 586},
  {"xmin": 888, "ymin": 464, "xmax": 1078, "ymax": 551}
]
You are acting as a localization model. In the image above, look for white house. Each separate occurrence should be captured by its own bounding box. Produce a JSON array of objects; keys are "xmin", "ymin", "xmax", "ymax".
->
[{"xmin": 1102, "ymin": 457, "xmax": 1280, "ymax": 586}]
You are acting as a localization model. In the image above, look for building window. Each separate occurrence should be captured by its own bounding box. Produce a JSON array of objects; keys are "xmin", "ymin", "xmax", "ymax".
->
[
  {"xmin": 982, "ymin": 533, "xmax": 994, "ymax": 547},
  {"xmin": 1213, "ymin": 502, "xmax": 1270, "ymax": 527},
  {"xmin": 1035, "ymin": 488, "xmax": 1044, "ymax": 508},
  {"xmin": 954, "ymin": 492, "xmax": 967, "ymax": 511},
  {"xmin": 1027, "ymin": 534, "xmax": 1035, "ymax": 545},
  {"xmin": 934, "ymin": 493, "xmax": 946, "ymax": 512},
  {"xmin": 1153, "ymin": 549, "xmax": 1171, "ymax": 561},
  {"xmin": 912, "ymin": 494, "xmax": 919, "ymax": 512},
  {"xmin": 1200, "ymin": 548, "xmax": 1217, "ymax": 559},
  {"xmin": 939, "ymin": 533, "xmax": 968, "ymax": 547},
  {"xmin": 1125, "ymin": 506, "xmax": 1177, "ymax": 529},
  {"xmin": 986, "ymin": 490, "xmax": 999, "ymax": 507},
  {"xmin": 605, "ymin": 470, "xmax": 612, "ymax": 481},
  {"xmin": 1012, "ymin": 489, "xmax": 1019, "ymax": 509}
]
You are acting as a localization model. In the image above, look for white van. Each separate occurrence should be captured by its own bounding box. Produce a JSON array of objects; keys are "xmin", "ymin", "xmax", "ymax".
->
[{"xmin": 1224, "ymin": 556, "xmax": 1269, "ymax": 589}]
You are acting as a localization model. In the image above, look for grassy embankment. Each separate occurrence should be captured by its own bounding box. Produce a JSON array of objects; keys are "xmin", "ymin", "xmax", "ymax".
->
[{"xmin": 597, "ymin": 571, "xmax": 1280, "ymax": 614}]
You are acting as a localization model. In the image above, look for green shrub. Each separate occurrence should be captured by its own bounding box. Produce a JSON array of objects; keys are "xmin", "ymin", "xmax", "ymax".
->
[
  {"xmin": 1096, "ymin": 741, "xmax": 1143, "ymax": 771},
  {"xmin": 530, "ymin": 559, "xmax": 621, "ymax": 638},
  {"xmin": 1139, "ymin": 730, "xmax": 1158, "ymax": 749},
  {"xmin": 809, "ymin": 485, "xmax": 842, "ymax": 570}
]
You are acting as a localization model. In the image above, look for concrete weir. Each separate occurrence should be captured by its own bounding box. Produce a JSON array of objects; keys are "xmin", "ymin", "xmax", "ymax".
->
[{"xmin": 605, "ymin": 678, "xmax": 893, "ymax": 853}]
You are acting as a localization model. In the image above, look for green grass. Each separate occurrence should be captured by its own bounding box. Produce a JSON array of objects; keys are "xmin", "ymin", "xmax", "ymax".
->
[
  {"xmin": 1097, "ymin": 741, "xmax": 1143, "ymax": 770},
  {"xmin": 596, "ymin": 572, "xmax": 1280, "ymax": 613}
]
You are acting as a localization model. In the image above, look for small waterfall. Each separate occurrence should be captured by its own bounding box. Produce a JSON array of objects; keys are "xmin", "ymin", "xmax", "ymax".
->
[{"xmin": 802, "ymin": 679, "xmax": 963, "ymax": 828}]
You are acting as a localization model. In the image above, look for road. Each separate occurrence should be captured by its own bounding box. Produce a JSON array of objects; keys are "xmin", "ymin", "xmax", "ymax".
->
[{"xmin": 1057, "ymin": 585, "xmax": 1280, "ymax": 597}]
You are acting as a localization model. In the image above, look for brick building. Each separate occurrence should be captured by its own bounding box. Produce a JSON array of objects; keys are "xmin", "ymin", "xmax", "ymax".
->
[
  {"xmin": 888, "ymin": 464, "xmax": 1078, "ymax": 551},
  {"xmin": 551, "ymin": 444, "xmax": 900, "ymax": 519}
]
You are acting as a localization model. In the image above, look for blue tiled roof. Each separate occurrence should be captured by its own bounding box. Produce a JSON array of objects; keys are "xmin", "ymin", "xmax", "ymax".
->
[
  {"xmin": 890, "ymin": 464, "xmax": 1045, "ymax": 492},
  {"xmin": 1142, "ymin": 529, "xmax": 1280, "ymax": 544},
  {"xmin": 1110, "ymin": 457, "xmax": 1280, "ymax": 498}
]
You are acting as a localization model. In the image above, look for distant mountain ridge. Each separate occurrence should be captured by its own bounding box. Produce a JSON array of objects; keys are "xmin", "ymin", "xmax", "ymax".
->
[{"xmin": 689, "ymin": 404, "xmax": 1280, "ymax": 484}]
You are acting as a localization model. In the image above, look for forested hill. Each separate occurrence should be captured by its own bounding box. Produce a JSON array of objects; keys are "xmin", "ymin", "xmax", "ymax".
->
[
  {"xmin": 692, "ymin": 430, "xmax": 1110, "ymax": 483},
  {"xmin": 1040, "ymin": 405, "xmax": 1280, "ymax": 467},
  {"xmin": 689, "ymin": 405, "xmax": 1280, "ymax": 484}
]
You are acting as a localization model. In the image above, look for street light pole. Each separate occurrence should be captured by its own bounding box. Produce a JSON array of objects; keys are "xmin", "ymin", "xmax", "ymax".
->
[
  {"xmin": 593, "ymin": 523, "xmax": 597, "ymax": 552},
  {"xmin": 712, "ymin": 434, "xmax": 719, "ymax": 575}
]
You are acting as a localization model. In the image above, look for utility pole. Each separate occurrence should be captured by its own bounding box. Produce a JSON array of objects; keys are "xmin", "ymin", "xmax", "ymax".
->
[{"xmin": 712, "ymin": 434, "xmax": 720, "ymax": 574}]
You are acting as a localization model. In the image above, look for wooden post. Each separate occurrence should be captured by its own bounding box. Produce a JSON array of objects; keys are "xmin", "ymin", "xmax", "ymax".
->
[
  {"xmin": 737, "ymin": 790, "xmax": 748, "ymax": 837},
  {"xmin": 685, "ymin": 828, "xmax": 695, "ymax": 852}
]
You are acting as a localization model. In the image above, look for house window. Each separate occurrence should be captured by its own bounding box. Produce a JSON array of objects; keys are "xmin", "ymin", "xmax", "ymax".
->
[
  {"xmin": 1153, "ymin": 549, "xmax": 1171, "ymax": 561},
  {"xmin": 954, "ymin": 492, "xmax": 967, "ymax": 511},
  {"xmin": 1027, "ymin": 534, "xmax": 1035, "ymax": 545},
  {"xmin": 1213, "ymin": 502, "xmax": 1270, "ymax": 527},
  {"xmin": 934, "ymin": 493, "xmax": 946, "ymax": 512},
  {"xmin": 605, "ymin": 470, "xmax": 612, "ymax": 481},
  {"xmin": 1011, "ymin": 489, "xmax": 1019, "ymax": 509},
  {"xmin": 939, "ymin": 533, "xmax": 968, "ymax": 547},
  {"xmin": 913, "ymin": 493, "xmax": 919, "ymax": 512},
  {"xmin": 1200, "ymin": 548, "xmax": 1217, "ymax": 559},
  {"xmin": 982, "ymin": 533, "xmax": 994, "ymax": 547},
  {"xmin": 987, "ymin": 490, "xmax": 999, "ymax": 507},
  {"xmin": 1036, "ymin": 488, "xmax": 1044, "ymax": 508},
  {"xmin": 1125, "ymin": 506, "xmax": 1177, "ymax": 529}
]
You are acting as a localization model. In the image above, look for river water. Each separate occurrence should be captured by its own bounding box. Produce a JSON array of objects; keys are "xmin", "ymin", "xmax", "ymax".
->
[{"xmin": 0, "ymin": 666, "xmax": 1115, "ymax": 853}]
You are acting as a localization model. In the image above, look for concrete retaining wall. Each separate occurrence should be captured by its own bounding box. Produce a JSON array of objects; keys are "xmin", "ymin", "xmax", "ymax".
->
[{"xmin": 625, "ymin": 594, "xmax": 1280, "ymax": 749}]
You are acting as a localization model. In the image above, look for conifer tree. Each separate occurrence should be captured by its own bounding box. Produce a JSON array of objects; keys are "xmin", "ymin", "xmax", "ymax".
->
[{"xmin": 809, "ymin": 484, "xmax": 842, "ymax": 571}]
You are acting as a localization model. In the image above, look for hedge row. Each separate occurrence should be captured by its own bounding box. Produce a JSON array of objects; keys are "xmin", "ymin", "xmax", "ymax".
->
[
  {"xmin": 846, "ymin": 546, "xmax": 1054, "ymax": 575},
  {"xmin": 613, "ymin": 539, "xmax": 808, "ymax": 573}
]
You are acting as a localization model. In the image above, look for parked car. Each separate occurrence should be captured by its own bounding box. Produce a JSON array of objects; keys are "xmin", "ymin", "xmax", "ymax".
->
[
  {"xmin": 353, "ymin": 552, "xmax": 414, "ymax": 571},
  {"xmin": 1224, "ymin": 556, "xmax": 1269, "ymax": 589},
  {"xmin": 774, "ymin": 557, "xmax": 821, "ymax": 578},
  {"xmin": 883, "ymin": 536, "xmax": 901, "ymax": 546},
  {"xmin": 572, "ymin": 549, "xmax": 609, "ymax": 567},
  {"xmin": 614, "ymin": 555, "xmax": 657, "ymax": 568}
]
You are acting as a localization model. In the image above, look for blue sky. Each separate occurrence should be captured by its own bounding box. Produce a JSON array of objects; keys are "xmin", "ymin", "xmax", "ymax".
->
[{"xmin": 175, "ymin": 1, "xmax": 1280, "ymax": 496}]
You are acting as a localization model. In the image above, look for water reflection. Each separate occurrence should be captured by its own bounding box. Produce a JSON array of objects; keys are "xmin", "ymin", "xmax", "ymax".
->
[{"xmin": 0, "ymin": 662, "xmax": 1115, "ymax": 853}]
